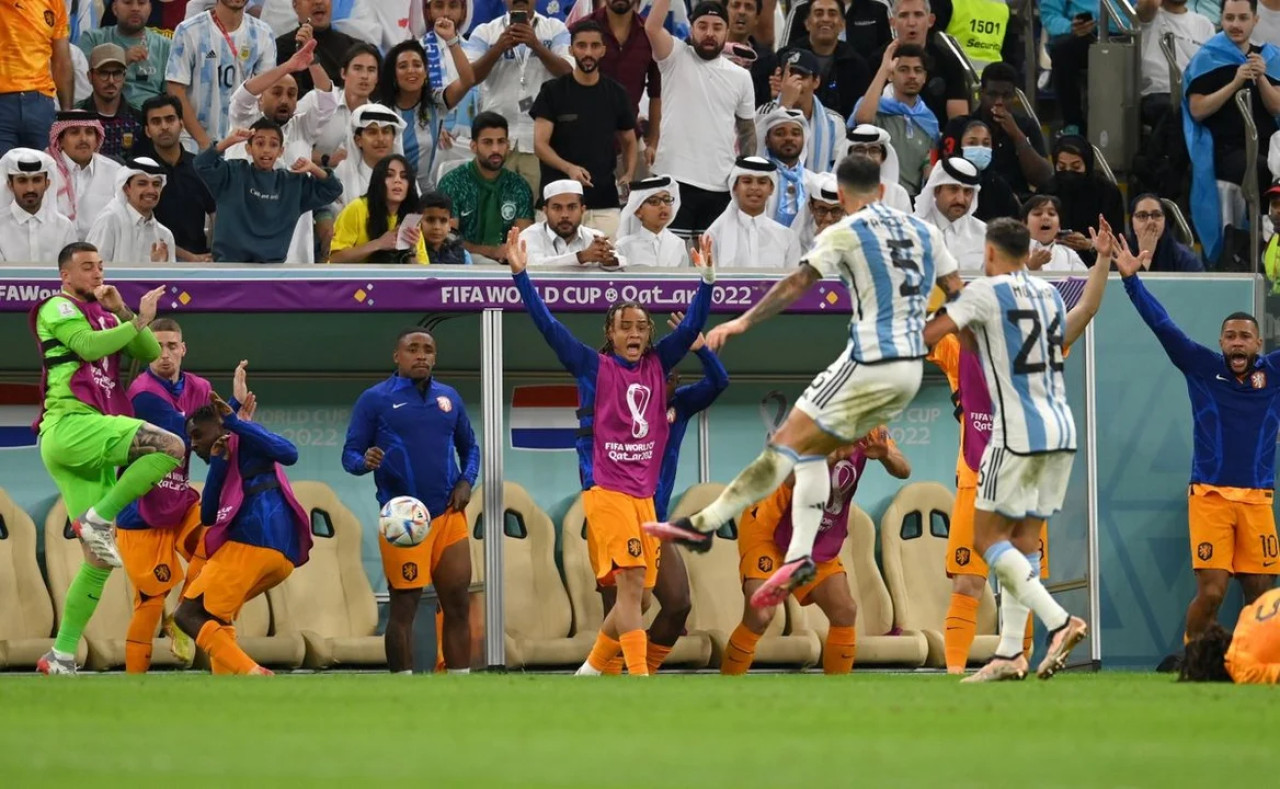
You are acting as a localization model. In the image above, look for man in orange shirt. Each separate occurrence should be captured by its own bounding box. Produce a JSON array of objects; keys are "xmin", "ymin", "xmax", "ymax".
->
[
  {"xmin": 1181, "ymin": 588, "xmax": 1280, "ymax": 684},
  {"xmin": 0, "ymin": 0, "xmax": 75, "ymax": 157}
]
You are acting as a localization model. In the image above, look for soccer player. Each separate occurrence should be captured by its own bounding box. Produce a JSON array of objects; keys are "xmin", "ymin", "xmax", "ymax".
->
[
  {"xmin": 1114, "ymin": 235, "xmax": 1280, "ymax": 651},
  {"xmin": 177, "ymin": 390, "xmax": 311, "ymax": 676},
  {"xmin": 1181, "ymin": 588, "xmax": 1280, "ymax": 684},
  {"xmin": 928, "ymin": 229, "xmax": 1113, "ymax": 673},
  {"xmin": 342, "ymin": 329, "xmax": 479, "ymax": 675},
  {"xmin": 116, "ymin": 321, "xmax": 242, "ymax": 672},
  {"xmin": 599, "ymin": 313, "xmax": 729, "ymax": 674},
  {"xmin": 33, "ymin": 242, "xmax": 182, "ymax": 676},
  {"xmin": 723, "ymin": 429, "xmax": 910, "ymax": 676},
  {"xmin": 921, "ymin": 218, "xmax": 1128, "ymax": 681},
  {"xmin": 505, "ymin": 226, "xmax": 713, "ymax": 676},
  {"xmin": 644, "ymin": 155, "xmax": 961, "ymax": 610}
]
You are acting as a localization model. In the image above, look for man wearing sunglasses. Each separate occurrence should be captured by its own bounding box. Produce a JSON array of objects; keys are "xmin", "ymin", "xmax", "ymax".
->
[{"xmin": 79, "ymin": 45, "xmax": 148, "ymax": 160}]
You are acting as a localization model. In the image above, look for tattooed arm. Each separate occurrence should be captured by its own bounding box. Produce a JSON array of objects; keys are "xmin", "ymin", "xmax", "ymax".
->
[
  {"xmin": 735, "ymin": 116, "xmax": 757, "ymax": 157},
  {"xmin": 704, "ymin": 264, "xmax": 820, "ymax": 352}
]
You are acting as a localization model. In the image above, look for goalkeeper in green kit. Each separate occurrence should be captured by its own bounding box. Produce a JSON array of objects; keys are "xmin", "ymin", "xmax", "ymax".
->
[{"xmin": 32, "ymin": 242, "xmax": 186, "ymax": 675}]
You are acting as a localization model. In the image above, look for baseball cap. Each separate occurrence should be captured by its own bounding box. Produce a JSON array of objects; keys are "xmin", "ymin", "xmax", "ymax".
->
[
  {"xmin": 1267, "ymin": 180, "xmax": 1280, "ymax": 202},
  {"xmin": 90, "ymin": 44, "xmax": 127, "ymax": 71},
  {"xmin": 779, "ymin": 48, "xmax": 820, "ymax": 78},
  {"xmin": 689, "ymin": 1, "xmax": 729, "ymax": 24}
]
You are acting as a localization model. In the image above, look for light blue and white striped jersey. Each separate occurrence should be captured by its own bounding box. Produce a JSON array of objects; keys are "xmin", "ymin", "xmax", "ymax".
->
[
  {"xmin": 803, "ymin": 202, "xmax": 958, "ymax": 363},
  {"xmin": 165, "ymin": 10, "xmax": 277, "ymax": 143},
  {"xmin": 946, "ymin": 270, "xmax": 1077, "ymax": 454}
]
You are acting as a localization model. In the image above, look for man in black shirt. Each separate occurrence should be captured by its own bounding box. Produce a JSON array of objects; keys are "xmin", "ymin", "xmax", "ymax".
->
[
  {"xmin": 760, "ymin": 0, "xmax": 870, "ymax": 118},
  {"xmin": 140, "ymin": 95, "xmax": 216, "ymax": 262},
  {"xmin": 530, "ymin": 20, "xmax": 638, "ymax": 238},
  {"xmin": 973, "ymin": 62, "xmax": 1052, "ymax": 198},
  {"xmin": 275, "ymin": 0, "xmax": 361, "ymax": 98},
  {"xmin": 784, "ymin": 0, "xmax": 891, "ymax": 58},
  {"xmin": 870, "ymin": 0, "xmax": 970, "ymax": 128}
]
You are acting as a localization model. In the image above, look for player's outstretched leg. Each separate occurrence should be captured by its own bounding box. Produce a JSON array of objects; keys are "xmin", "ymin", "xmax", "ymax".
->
[
  {"xmin": 750, "ymin": 455, "xmax": 829, "ymax": 608},
  {"xmin": 945, "ymin": 577, "xmax": 984, "ymax": 674},
  {"xmin": 981, "ymin": 538, "xmax": 1086, "ymax": 680}
]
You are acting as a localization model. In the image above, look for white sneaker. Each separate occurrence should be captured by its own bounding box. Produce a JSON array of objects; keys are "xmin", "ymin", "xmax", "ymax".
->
[
  {"xmin": 72, "ymin": 515, "xmax": 122, "ymax": 568},
  {"xmin": 961, "ymin": 654, "xmax": 1028, "ymax": 683},
  {"xmin": 37, "ymin": 650, "xmax": 77, "ymax": 676},
  {"xmin": 575, "ymin": 662, "xmax": 603, "ymax": 676}
]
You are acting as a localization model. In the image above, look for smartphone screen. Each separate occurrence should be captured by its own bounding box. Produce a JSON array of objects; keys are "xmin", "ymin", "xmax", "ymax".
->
[{"xmin": 510, "ymin": 10, "xmax": 527, "ymax": 24}]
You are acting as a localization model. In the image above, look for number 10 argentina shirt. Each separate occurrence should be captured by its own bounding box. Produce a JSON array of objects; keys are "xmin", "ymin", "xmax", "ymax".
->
[{"xmin": 166, "ymin": 10, "xmax": 276, "ymax": 144}]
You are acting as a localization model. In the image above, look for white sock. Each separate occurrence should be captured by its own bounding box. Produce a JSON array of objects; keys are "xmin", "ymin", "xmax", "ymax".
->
[
  {"xmin": 575, "ymin": 661, "xmax": 602, "ymax": 676},
  {"xmin": 985, "ymin": 542, "xmax": 1069, "ymax": 632},
  {"xmin": 690, "ymin": 446, "xmax": 797, "ymax": 533},
  {"xmin": 783, "ymin": 456, "xmax": 830, "ymax": 562},
  {"xmin": 996, "ymin": 589, "xmax": 1030, "ymax": 658},
  {"xmin": 396, "ymin": 670, "xmax": 413, "ymax": 675},
  {"xmin": 447, "ymin": 668, "xmax": 470, "ymax": 675},
  {"xmin": 84, "ymin": 507, "xmax": 109, "ymax": 526},
  {"xmin": 53, "ymin": 649, "xmax": 74, "ymax": 662}
]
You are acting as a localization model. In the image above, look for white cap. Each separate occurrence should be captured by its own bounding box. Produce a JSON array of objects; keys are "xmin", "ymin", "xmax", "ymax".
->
[{"xmin": 543, "ymin": 179, "xmax": 583, "ymax": 201}]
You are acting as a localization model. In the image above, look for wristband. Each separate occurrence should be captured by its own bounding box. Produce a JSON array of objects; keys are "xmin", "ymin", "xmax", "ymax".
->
[
  {"xmin": 700, "ymin": 265, "xmax": 716, "ymax": 285},
  {"xmin": 445, "ymin": 36, "xmax": 461, "ymax": 47}
]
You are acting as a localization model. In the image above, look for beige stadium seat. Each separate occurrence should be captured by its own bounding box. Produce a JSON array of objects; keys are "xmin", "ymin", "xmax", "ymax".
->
[
  {"xmin": 43, "ymin": 499, "xmax": 182, "ymax": 671},
  {"xmin": 670, "ymin": 484, "xmax": 821, "ymax": 669},
  {"xmin": 880, "ymin": 482, "xmax": 998, "ymax": 668},
  {"xmin": 803, "ymin": 504, "xmax": 929, "ymax": 667},
  {"xmin": 560, "ymin": 493, "xmax": 712, "ymax": 669},
  {"xmin": 464, "ymin": 482, "xmax": 594, "ymax": 668},
  {"xmin": 0, "ymin": 490, "xmax": 87, "ymax": 669},
  {"xmin": 267, "ymin": 481, "xmax": 384, "ymax": 669}
]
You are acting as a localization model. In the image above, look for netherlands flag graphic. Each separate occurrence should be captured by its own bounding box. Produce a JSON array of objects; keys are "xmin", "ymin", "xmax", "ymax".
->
[
  {"xmin": 510, "ymin": 385, "xmax": 579, "ymax": 451},
  {"xmin": 0, "ymin": 383, "xmax": 40, "ymax": 449}
]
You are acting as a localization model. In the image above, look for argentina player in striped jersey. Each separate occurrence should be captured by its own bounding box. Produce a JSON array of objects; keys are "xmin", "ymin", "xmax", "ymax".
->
[
  {"xmin": 923, "ymin": 217, "xmax": 1136, "ymax": 682},
  {"xmin": 644, "ymin": 154, "xmax": 963, "ymax": 608}
]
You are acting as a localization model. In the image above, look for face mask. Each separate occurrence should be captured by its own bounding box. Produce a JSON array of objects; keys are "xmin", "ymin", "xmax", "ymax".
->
[
  {"xmin": 1055, "ymin": 170, "xmax": 1087, "ymax": 187},
  {"xmin": 962, "ymin": 146, "xmax": 992, "ymax": 171}
]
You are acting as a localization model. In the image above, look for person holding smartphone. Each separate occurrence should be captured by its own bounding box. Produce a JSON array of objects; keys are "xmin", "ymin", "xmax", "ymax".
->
[
  {"xmin": 330, "ymin": 153, "xmax": 432, "ymax": 263},
  {"xmin": 1042, "ymin": 1, "xmax": 1104, "ymax": 136}
]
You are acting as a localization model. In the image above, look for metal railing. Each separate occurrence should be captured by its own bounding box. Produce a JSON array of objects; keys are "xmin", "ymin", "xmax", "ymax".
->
[
  {"xmin": 1161, "ymin": 198, "xmax": 1194, "ymax": 246},
  {"xmin": 1014, "ymin": 87, "xmax": 1043, "ymax": 132},
  {"xmin": 1236, "ymin": 88, "xmax": 1261, "ymax": 272},
  {"xmin": 1099, "ymin": 0, "xmax": 1138, "ymax": 43},
  {"xmin": 1092, "ymin": 144, "xmax": 1118, "ymax": 186},
  {"xmin": 937, "ymin": 30, "xmax": 980, "ymax": 112},
  {"xmin": 1159, "ymin": 31, "xmax": 1183, "ymax": 104}
]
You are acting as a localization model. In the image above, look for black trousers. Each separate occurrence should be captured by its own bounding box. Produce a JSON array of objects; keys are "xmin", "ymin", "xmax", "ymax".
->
[
  {"xmin": 669, "ymin": 182, "xmax": 732, "ymax": 240},
  {"xmin": 1049, "ymin": 33, "xmax": 1093, "ymax": 131}
]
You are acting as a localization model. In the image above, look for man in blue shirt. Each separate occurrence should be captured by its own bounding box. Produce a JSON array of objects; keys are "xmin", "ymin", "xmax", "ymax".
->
[
  {"xmin": 343, "ymin": 329, "xmax": 480, "ymax": 674},
  {"xmin": 1117, "ymin": 246, "xmax": 1280, "ymax": 652}
]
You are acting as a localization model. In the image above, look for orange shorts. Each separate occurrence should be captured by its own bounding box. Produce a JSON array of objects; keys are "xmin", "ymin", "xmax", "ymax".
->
[
  {"xmin": 582, "ymin": 486, "xmax": 660, "ymax": 589},
  {"xmin": 379, "ymin": 509, "xmax": 470, "ymax": 590},
  {"xmin": 117, "ymin": 503, "xmax": 205, "ymax": 601},
  {"xmin": 947, "ymin": 486, "xmax": 1050, "ymax": 578},
  {"xmin": 738, "ymin": 504, "xmax": 843, "ymax": 606},
  {"xmin": 1188, "ymin": 488, "xmax": 1280, "ymax": 574},
  {"xmin": 183, "ymin": 541, "xmax": 293, "ymax": 623}
]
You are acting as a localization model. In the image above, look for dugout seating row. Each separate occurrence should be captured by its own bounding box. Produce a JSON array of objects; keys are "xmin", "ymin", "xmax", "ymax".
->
[{"xmin": 0, "ymin": 479, "xmax": 1000, "ymax": 672}]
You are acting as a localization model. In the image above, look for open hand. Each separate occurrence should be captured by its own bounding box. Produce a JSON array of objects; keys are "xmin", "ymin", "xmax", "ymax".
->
[
  {"xmin": 858, "ymin": 426, "xmax": 891, "ymax": 459},
  {"xmin": 137, "ymin": 285, "xmax": 165, "ymax": 326},
  {"xmin": 287, "ymin": 36, "xmax": 318, "ymax": 72},
  {"xmin": 705, "ymin": 317, "xmax": 745, "ymax": 352},
  {"xmin": 505, "ymin": 226, "xmax": 528, "ymax": 274},
  {"xmin": 232, "ymin": 359, "xmax": 250, "ymax": 403}
]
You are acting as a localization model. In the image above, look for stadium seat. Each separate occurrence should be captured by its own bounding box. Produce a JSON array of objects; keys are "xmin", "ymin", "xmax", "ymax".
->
[
  {"xmin": 670, "ymin": 484, "xmax": 821, "ymax": 669},
  {"xmin": 0, "ymin": 490, "xmax": 86, "ymax": 669},
  {"xmin": 802, "ymin": 503, "xmax": 930, "ymax": 668},
  {"xmin": 43, "ymin": 498, "xmax": 182, "ymax": 671},
  {"xmin": 560, "ymin": 493, "xmax": 713, "ymax": 669},
  {"xmin": 267, "ymin": 482, "xmax": 385, "ymax": 670},
  {"xmin": 464, "ymin": 482, "xmax": 595, "ymax": 668},
  {"xmin": 879, "ymin": 483, "xmax": 999, "ymax": 669}
]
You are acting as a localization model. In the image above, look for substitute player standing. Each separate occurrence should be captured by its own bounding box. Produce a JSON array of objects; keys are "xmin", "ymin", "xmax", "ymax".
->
[
  {"xmin": 922, "ymin": 218, "xmax": 1128, "ymax": 681},
  {"xmin": 177, "ymin": 390, "xmax": 309, "ymax": 676},
  {"xmin": 1115, "ymin": 241, "xmax": 1280, "ymax": 649},
  {"xmin": 33, "ymin": 242, "xmax": 184, "ymax": 676},
  {"xmin": 506, "ymin": 226, "xmax": 713, "ymax": 676},
  {"xmin": 644, "ymin": 155, "xmax": 962, "ymax": 609},
  {"xmin": 342, "ymin": 329, "xmax": 479, "ymax": 675}
]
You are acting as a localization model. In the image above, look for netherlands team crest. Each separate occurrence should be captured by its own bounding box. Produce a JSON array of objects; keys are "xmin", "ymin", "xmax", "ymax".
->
[
  {"xmin": 154, "ymin": 564, "xmax": 172, "ymax": 583},
  {"xmin": 626, "ymin": 538, "xmax": 642, "ymax": 557},
  {"xmin": 437, "ymin": 395, "xmax": 452, "ymax": 412},
  {"xmin": 758, "ymin": 556, "xmax": 774, "ymax": 572},
  {"xmin": 954, "ymin": 547, "xmax": 971, "ymax": 567},
  {"xmin": 1252, "ymin": 371, "xmax": 1267, "ymax": 389},
  {"xmin": 1197, "ymin": 542, "xmax": 1213, "ymax": 561},
  {"xmin": 402, "ymin": 562, "xmax": 419, "ymax": 581}
]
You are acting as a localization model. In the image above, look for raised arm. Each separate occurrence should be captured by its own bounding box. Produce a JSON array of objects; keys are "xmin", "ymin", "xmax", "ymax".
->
[
  {"xmin": 863, "ymin": 429, "xmax": 910, "ymax": 479},
  {"xmin": 646, "ymin": 0, "xmax": 675, "ymax": 61},
  {"xmin": 673, "ymin": 346, "xmax": 730, "ymax": 417},
  {"xmin": 705, "ymin": 264, "xmax": 820, "ymax": 352},
  {"xmin": 1062, "ymin": 216, "xmax": 1120, "ymax": 347},
  {"xmin": 655, "ymin": 245, "xmax": 716, "ymax": 369},
  {"xmin": 439, "ymin": 17, "xmax": 476, "ymax": 109},
  {"xmin": 507, "ymin": 228, "xmax": 597, "ymax": 375},
  {"xmin": 1119, "ymin": 267, "xmax": 1219, "ymax": 373},
  {"xmin": 224, "ymin": 408, "xmax": 299, "ymax": 466},
  {"xmin": 125, "ymin": 326, "xmax": 162, "ymax": 363}
]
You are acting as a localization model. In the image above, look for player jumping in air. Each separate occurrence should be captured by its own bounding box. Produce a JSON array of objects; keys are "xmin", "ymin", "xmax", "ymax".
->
[
  {"xmin": 343, "ymin": 328, "xmax": 479, "ymax": 675},
  {"xmin": 505, "ymin": 226, "xmax": 713, "ymax": 676},
  {"xmin": 1115, "ymin": 237, "xmax": 1280, "ymax": 656},
  {"xmin": 598, "ymin": 313, "xmax": 730, "ymax": 674},
  {"xmin": 177, "ymin": 388, "xmax": 312, "ymax": 676},
  {"xmin": 643, "ymin": 155, "xmax": 962, "ymax": 609},
  {"xmin": 723, "ymin": 429, "xmax": 910, "ymax": 675},
  {"xmin": 33, "ymin": 242, "xmax": 184, "ymax": 676},
  {"xmin": 922, "ymin": 218, "xmax": 1131, "ymax": 681},
  {"xmin": 1181, "ymin": 587, "xmax": 1280, "ymax": 684}
]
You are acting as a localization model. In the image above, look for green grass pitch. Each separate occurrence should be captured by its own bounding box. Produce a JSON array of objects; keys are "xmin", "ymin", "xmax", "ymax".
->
[{"xmin": 1, "ymin": 672, "xmax": 1275, "ymax": 787}]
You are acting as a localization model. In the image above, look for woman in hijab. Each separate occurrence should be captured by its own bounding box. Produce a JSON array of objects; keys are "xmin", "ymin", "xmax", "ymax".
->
[
  {"xmin": 615, "ymin": 175, "xmax": 688, "ymax": 268},
  {"xmin": 1125, "ymin": 193, "xmax": 1205, "ymax": 273},
  {"xmin": 1044, "ymin": 134, "xmax": 1125, "ymax": 267},
  {"xmin": 938, "ymin": 117, "xmax": 1020, "ymax": 222}
]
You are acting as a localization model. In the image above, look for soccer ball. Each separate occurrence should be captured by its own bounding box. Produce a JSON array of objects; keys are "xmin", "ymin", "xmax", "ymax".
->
[{"xmin": 379, "ymin": 496, "xmax": 431, "ymax": 547}]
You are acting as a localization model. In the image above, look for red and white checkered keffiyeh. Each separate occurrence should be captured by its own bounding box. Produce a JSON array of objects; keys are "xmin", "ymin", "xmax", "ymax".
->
[{"xmin": 47, "ymin": 114, "xmax": 104, "ymax": 223}]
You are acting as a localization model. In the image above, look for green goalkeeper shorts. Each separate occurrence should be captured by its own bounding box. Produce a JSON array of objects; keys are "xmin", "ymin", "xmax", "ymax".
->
[{"xmin": 39, "ymin": 412, "xmax": 146, "ymax": 517}]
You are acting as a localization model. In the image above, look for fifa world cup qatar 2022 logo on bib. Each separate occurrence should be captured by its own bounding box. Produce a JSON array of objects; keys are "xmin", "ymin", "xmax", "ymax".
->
[{"xmin": 626, "ymin": 383, "xmax": 651, "ymax": 439}]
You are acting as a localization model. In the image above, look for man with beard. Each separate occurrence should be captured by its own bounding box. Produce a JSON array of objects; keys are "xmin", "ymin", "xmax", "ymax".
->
[
  {"xmin": 87, "ymin": 157, "xmax": 176, "ymax": 263},
  {"xmin": 852, "ymin": 42, "xmax": 936, "ymax": 196},
  {"xmin": 518, "ymin": 179, "xmax": 621, "ymax": 266},
  {"xmin": 1114, "ymin": 237, "xmax": 1280, "ymax": 656},
  {"xmin": 140, "ymin": 95, "xmax": 217, "ymax": 262},
  {"xmin": 79, "ymin": 45, "xmax": 148, "ymax": 160},
  {"xmin": 757, "ymin": 108, "xmax": 814, "ymax": 229},
  {"xmin": 869, "ymin": 0, "xmax": 969, "ymax": 128},
  {"xmin": 0, "ymin": 149, "xmax": 76, "ymax": 263},
  {"xmin": 531, "ymin": 21, "xmax": 637, "ymax": 238},
  {"xmin": 1137, "ymin": 0, "xmax": 1214, "ymax": 129},
  {"xmin": 913, "ymin": 156, "xmax": 985, "ymax": 270},
  {"xmin": 723, "ymin": 0, "xmax": 778, "ymax": 106},
  {"xmin": 972, "ymin": 62, "xmax": 1053, "ymax": 199},
  {"xmin": 646, "ymin": 0, "xmax": 756, "ymax": 241},
  {"xmin": 765, "ymin": 0, "xmax": 870, "ymax": 119},
  {"xmin": 757, "ymin": 48, "xmax": 845, "ymax": 175},
  {"xmin": 80, "ymin": 0, "xmax": 174, "ymax": 107},
  {"xmin": 274, "ymin": 0, "xmax": 362, "ymax": 97},
  {"xmin": 439, "ymin": 111, "xmax": 534, "ymax": 263},
  {"xmin": 47, "ymin": 110, "xmax": 123, "ymax": 241},
  {"xmin": 592, "ymin": 0, "xmax": 662, "ymax": 175}
]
